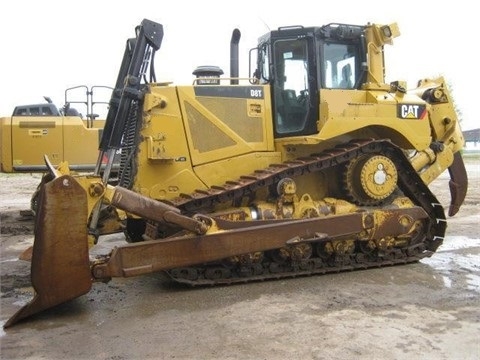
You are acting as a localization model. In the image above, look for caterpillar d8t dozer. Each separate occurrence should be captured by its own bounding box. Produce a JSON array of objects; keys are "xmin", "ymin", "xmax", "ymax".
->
[{"xmin": 4, "ymin": 19, "xmax": 467, "ymax": 328}]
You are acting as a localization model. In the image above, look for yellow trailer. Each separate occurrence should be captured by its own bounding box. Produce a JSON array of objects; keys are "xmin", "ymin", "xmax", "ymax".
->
[{"xmin": 0, "ymin": 85, "xmax": 111, "ymax": 172}]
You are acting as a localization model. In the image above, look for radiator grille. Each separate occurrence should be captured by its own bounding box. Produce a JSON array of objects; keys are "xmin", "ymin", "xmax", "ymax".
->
[
  {"xmin": 197, "ymin": 97, "xmax": 263, "ymax": 143},
  {"xmin": 184, "ymin": 102, "xmax": 236, "ymax": 152}
]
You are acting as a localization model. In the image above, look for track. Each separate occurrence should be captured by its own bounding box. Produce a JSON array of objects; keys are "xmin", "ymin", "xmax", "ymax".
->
[{"xmin": 147, "ymin": 139, "xmax": 446, "ymax": 286}]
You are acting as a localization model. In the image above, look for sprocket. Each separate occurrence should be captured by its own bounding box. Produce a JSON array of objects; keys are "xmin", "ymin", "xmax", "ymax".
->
[{"xmin": 342, "ymin": 154, "xmax": 398, "ymax": 206}]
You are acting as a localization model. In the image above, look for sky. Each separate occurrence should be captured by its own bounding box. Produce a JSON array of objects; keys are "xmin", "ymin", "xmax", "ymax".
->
[{"xmin": 0, "ymin": 0, "xmax": 477, "ymax": 130}]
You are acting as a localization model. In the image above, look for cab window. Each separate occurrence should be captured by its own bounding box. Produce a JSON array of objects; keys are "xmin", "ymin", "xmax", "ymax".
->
[{"xmin": 322, "ymin": 43, "xmax": 358, "ymax": 89}]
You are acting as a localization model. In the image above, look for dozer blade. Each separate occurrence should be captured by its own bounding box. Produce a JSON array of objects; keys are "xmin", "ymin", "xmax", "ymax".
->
[
  {"xmin": 4, "ymin": 175, "xmax": 92, "ymax": 328},
  {"xmin": 447, "ymin": 152, "xmax": 468, "ymax": 216}
]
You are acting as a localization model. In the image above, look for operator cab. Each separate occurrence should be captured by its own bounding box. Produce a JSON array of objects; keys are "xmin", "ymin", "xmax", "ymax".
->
[
  {"xmin": 13, "ymin": 103, "xmax": 61, "ymax": 116},
  {"xmin": 254, "ymin": 23, "xmax": 366, "ymax": 138}
]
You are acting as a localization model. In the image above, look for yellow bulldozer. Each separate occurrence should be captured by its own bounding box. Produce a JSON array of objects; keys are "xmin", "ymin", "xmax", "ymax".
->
[{"xmin": 4, "ymin": 19, "xmax": 467, "ymax": 328}]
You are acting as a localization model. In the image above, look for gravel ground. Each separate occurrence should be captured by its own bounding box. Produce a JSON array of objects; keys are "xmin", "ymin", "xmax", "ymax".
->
[{"xmin": 0, "ymin": 154, "xmax": 479, "ymax": 360}]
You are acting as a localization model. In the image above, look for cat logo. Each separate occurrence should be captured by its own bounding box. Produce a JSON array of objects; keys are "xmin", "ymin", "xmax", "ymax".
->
[{"xmin": 397, "ymin": 104, "xmax": 427, "ymax": 119}]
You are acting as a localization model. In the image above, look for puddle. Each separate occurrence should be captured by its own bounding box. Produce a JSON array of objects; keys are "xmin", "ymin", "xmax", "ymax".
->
[
  {"xmin": 435, "ymin": 237, "xmax": 480, "ymax": 252},
  {"xmin": 0, "ymin": 258, "xmax": 19, "ymax": 263},
  {"xmin": 0, "ymin": 321, "xmax": 6, "ymax": 337},
  {"xmin": 442, "ymin": 275, "xmax": 452, "ymax": 288},
  {"xmin": 423, "ymin": 236, "xmax": 480, "ymax": 293}
]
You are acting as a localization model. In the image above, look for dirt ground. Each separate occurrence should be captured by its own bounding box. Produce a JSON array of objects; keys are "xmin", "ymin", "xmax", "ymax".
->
[{"xmin": 1, "ymin": 154, "xmax": 479, "ymax": 360}]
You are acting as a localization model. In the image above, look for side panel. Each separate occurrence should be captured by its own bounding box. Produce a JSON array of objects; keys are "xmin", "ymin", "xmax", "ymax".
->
[
  {"xmin": 134, "ymin": 86, "xmax": 204, "ymax": 200},
  {"xmin": 133, "ymin": 85, "xmax": 277, "ymax": 201},
  {"xmin": 9, "ymin": 115, "xmax": 103, "ymax": 172},
  {"xmin": 317, "ymin": 89, "xmax": 432, "ymax": 150},
  {"xmin": 10, "ymin": 115, "xmax": 64, "ymax": 171},
  {"xmin": 177, "ymin": 85, "xmax": 274, "ymax": 166},
  {"xmin": 63, "ymin": 117, "xmax": 103, "ymax": 170}
]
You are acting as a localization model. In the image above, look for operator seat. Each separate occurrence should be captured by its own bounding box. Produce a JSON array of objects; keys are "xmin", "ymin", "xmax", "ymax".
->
[{"xmin": 339, "ymin": 64, "xmax": 353, "ymax": 89}]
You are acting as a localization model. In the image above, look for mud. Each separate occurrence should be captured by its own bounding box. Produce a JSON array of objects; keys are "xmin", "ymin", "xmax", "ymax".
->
[{"xmin": 1, "ymin": 156, "xmax": 479, "ymax": 360}]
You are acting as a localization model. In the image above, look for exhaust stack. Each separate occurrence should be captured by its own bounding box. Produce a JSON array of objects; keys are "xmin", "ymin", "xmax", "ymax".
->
[{"xmin": 230, "ymin": 28, "xmax": 241, "ymax": 84}]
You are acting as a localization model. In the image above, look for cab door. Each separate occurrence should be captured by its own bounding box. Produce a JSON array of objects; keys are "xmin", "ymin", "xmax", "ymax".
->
[{"xmin": 271, "ymin": 36, "xmax": 318, "ymax": 138}]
